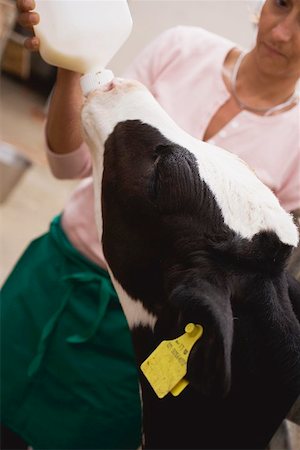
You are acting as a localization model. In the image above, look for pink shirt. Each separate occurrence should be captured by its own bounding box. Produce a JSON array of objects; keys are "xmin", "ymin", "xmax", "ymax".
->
[{"xmin": 47, "ymin": 26, "xmax": 300, "ymax": 267}]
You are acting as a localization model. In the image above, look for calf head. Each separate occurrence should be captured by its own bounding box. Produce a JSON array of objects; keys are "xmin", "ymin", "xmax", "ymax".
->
[
  {"xmin": 82, "ymin": 80, "xmax": 238, "ymax": 396},
  {"xmin": 81, "ymin": 79, "xmax": 300, "ymax": 448}
]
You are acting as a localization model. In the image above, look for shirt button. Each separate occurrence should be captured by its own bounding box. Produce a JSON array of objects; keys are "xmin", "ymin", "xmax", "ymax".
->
[
  {"xmin": 231, "ymin": 120, "xmax": 239, "ymax": 128},
  {"xmin": 219, "ymin": 130, "xmax": 227, "ymax": 138}
]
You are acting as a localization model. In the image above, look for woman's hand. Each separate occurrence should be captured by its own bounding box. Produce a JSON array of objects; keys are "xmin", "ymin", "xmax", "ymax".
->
[{"xmin": 16, "ymin": 0, "xmax": 40, "ymax": 51}]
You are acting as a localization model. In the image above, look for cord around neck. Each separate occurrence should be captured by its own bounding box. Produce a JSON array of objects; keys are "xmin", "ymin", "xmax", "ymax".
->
[{"xmin": 231, "ymin": 51, "xmax": 299, "ymax": 116}]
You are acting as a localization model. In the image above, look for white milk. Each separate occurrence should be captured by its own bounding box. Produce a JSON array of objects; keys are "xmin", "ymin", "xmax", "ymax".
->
[{"xmin": 33, "ymin": 0, "xmax": 133, "ymax": 94}]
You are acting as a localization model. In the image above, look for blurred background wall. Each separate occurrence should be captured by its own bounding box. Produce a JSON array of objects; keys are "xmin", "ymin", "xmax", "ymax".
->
[{"xmin": 111, "ymin": 0, "xmax": 261, "ymax": 74}]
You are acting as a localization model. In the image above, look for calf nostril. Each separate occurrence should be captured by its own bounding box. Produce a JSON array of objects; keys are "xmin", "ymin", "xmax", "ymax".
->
[{"xmin": 103, "ymin": 80, "xmax": 115, "ymax": 92}]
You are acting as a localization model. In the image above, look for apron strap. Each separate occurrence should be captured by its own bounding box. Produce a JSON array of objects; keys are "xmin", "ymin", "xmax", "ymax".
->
[{"xmin": 28, "ymin": 272, "xmax": 115, "ymax": 377}]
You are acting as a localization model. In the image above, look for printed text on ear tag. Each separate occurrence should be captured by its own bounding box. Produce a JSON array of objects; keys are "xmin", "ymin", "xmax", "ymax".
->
[{"xmin": 140, "ymin": 323, "xmax": 203, "ymax": 398}]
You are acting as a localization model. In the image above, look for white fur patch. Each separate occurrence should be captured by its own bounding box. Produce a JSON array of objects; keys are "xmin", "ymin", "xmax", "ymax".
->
[
  {"xmin": 107, "ymin": 267, "xmax": 158, "ymax": 330},
  {"xmin": 81, "ymin": 108, "xmax": 105, "ymax": 243}
]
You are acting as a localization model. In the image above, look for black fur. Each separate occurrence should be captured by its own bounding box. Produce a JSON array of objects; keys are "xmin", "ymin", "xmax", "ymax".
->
[{"xmin": 101, "ymin": 120, "xmax": 300, "ymax": 449}]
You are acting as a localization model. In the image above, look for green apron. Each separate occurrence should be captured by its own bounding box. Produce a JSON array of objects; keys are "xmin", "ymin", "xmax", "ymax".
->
[{"xmin": 0, "ymin": 215, "xmax": 141, "ymax": 449}]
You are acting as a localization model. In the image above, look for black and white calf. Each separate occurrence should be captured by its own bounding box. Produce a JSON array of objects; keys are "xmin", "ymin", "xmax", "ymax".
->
[{"xmin": 81, "ymin": 79, "xmax": 300, "ymax": 450}]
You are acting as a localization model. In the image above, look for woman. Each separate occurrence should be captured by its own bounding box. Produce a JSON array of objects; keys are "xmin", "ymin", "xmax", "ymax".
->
[{"xmin": 1, "ymin": 0, "xmax": 299, "ymax": 448}]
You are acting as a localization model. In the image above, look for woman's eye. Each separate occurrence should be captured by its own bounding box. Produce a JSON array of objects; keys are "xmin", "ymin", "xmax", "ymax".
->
[{"xmin": 275, "ymin": 0, "xmax": 289, "ymax": 8}]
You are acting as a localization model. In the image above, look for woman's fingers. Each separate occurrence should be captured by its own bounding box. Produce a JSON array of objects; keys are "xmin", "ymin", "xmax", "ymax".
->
[
  {"xmin": 24, "ymin": 36, "xmax": 40, "ymax": 51},
  {"xmin": 16, "ymin": 0, "xmax": 40, "ymax": 51},
  {"xmin": 16, "ymin": 0, "xmax": 36, "ymax": 13},
  {"xmin": 18, "ymin": 11, "xmax": 39, "ymax": 28}
]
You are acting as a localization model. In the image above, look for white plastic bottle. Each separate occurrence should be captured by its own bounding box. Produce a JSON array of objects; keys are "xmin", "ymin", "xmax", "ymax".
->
[{"xmin": 33, "ymin": 0, "xmax": 133, "ymax": 95}]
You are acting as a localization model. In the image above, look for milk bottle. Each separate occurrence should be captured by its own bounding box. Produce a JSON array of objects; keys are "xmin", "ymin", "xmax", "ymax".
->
[{"xmin": 33, "ymin": 0, "xmax": 133, "ymax": 94}]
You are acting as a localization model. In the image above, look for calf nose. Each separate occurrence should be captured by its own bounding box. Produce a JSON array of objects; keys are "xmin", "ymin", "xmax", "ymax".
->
[
  {"xmin": 86, "ymin": 79, "xmax": 116, "ymax": 99},
  {"xmin": 102, "ymin": 79, "xmax": 116, "ymax": 91}
]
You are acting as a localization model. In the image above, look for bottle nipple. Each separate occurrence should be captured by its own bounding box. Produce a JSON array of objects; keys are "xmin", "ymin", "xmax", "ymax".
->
[{"xmin": 80, "ymin": 69, "xmax": 114, "ymax": 96}]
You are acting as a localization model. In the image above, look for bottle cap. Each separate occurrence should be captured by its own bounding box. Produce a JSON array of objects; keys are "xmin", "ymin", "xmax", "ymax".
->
[{"xmin": 80, "ymin": 69, "xmax": 114, "ymax": 96}]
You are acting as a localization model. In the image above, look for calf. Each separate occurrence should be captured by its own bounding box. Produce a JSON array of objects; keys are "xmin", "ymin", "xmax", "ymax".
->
[{"xmin": 81, "ymin": 79, "xmax": 300, "ymax": 449}]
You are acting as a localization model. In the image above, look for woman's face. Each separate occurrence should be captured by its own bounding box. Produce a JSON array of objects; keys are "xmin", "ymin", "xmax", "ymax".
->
[{"xmin": 256, "ymin": 0, "xmax": 300, "ymax": 78}]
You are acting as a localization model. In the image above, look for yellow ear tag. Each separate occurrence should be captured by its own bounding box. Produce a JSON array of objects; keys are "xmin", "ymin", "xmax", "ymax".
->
[{"xmin": 140, "ymin": 323, "xmax": 203, "ymax": 398}]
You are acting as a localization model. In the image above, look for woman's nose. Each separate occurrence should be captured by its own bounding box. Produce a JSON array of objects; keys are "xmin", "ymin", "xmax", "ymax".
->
[{"xmin": 271, "ymin": 16, "xmax": 295, "ymax": 42}]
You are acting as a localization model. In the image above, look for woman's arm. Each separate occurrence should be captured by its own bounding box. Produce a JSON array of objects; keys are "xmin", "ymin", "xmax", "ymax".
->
[{"xmin": 46, "ymin": 69, "xmax": 84, "ymax": 155}]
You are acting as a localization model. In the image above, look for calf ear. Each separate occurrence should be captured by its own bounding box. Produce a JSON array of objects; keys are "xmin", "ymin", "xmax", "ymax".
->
[{"xmin": 166, "ymin": 273, "xmax": 233, "ymax": 398}]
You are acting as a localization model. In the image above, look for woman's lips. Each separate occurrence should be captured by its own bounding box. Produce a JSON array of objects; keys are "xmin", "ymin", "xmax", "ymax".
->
[{"xmin": 263, "ymin": 42, "xmax": 285, "ymax": 57}]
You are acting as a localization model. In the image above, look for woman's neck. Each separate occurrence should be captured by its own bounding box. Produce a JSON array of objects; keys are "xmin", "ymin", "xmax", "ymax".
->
[
  {"xmin": 240, "ymin": 50, "xmax": 298, "ymax": 104},
  {"xmin": 223, "ymin": 48, "xmax": 299, "ymax": 115}
]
